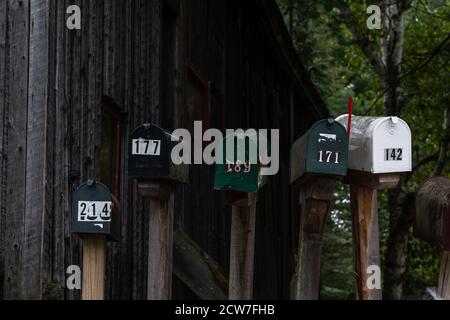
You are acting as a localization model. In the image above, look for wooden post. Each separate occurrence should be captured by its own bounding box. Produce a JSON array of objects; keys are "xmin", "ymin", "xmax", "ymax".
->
[
  {"xmin": 293, "ymin": 177, "xmax": 336, "ymax": 300},
  {"xmin": 227, "ymin": 192, "xmax": 257, "ymax": 300},
  {"xmin": 346, "ymin": 170, "xmax": 400, "ymax": 300},
  {"xmin": 350, "ymin": 185, "xmax": 380, "ymax": 300},
  {"xmin": 438, "ymin": 251, "xmax": 450, "ymax": 300},
  {"xmin": 139, "ymin": 181, "xmax": 175, "ymax": 300},
  {"xmin": 82, "ymin": 236, "xmax": 106, "ymax": 300}
]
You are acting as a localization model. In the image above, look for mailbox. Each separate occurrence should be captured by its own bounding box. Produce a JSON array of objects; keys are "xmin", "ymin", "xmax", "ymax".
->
[
  {"xmin": 129, "ymin": 124, "xmax": 188, "ymax": 183},
  {"xmin": 290, "ymin": 118, "xmax": 348, "ymax": 184},
  {"xmin": 336, "ymin": 115, "xmax": 412, "ymax": 174},
  {"xmin": 414, "ymin": 177, "xmax": 450, "ymax": 251},
  {"xmin": 72, "ymin": 180, "xmax": 120, "ymax": 241},
  {"xmin": 214, "ymin": 131, "xmax": 268, "ymax": 193}
]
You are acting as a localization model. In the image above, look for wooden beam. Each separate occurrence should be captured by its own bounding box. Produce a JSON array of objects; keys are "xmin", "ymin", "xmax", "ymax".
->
[
  {"xmin": 293, "ymin": 178, "xmax": 335, "ymax": 300},
  {"xmin": 438, "ymin": 251, "xmax": 450, "ymax": 300},
  {"xmin": 350, "ymin": 185, "xmax": 382, "ymax": 300},
  {"xmin": 228, "ymin": 192, "xmax": 257, "ymax": 300},
  {"xmin": 173, "ymin": 229, "xmax": 228, "ymax": 300},
  {"xmin": 82, "ymin": 236, "xmax": 106, "ymax": 300},
  {"xmin": 345, "ymin": 170, "xmax": 400, "ymax": 190},
  {"xmin": 139, "ymin": 182, "xmax": 175, "ymax": 300}
]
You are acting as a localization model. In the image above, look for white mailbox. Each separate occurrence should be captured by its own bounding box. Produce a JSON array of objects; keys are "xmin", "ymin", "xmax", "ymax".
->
[{"xmin": 336, "ymin": 115, "xmax": 412, "ymax": 174}]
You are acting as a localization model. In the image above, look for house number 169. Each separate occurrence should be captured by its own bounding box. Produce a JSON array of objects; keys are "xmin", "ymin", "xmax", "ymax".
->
[{"xmin": 225, "ymin": 161, "xmax": 252, "ymax": 173}]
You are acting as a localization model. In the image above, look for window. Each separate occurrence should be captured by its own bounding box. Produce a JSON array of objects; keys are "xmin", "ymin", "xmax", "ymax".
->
[
  {"xmin": 100, "ymin": 98, "xmax": 123, "ymax": 198},
  {"xmin": 187, "ymin": 64, "xmax": 210, "ymax": 128}
]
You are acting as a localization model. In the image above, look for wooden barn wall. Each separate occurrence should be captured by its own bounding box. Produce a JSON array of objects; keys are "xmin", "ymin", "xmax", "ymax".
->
[
  {"xmin": 0, "ymin": 0, "xmax": 326, "ymax": 300},
  {"xmin": 181, "ymin": 0, "xmax": 324, "ymax": 299},
  {"xmin": 0, "ymin": 0, "xmax": 163, "ymax": 300}
]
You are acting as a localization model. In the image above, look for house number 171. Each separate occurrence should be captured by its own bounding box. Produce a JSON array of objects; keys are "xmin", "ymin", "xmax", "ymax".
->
[{"xmin": 317, "ymin": 150, "xmax": 340, "ymax": 164}]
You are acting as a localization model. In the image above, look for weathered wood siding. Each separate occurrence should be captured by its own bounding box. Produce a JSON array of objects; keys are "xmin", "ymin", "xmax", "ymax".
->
[{"xmin": 0, "ymin": 0, "xmax": 327, "ymax": 299}]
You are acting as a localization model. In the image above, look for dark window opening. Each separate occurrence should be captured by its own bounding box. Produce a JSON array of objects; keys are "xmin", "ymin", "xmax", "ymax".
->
[
  {"xmin": 100, "ymin": 98, "xmax": 123, "ymax": 199},
  {"xmin": 187, "ymin": 64, "xmax": 210, "ymax": 129}
]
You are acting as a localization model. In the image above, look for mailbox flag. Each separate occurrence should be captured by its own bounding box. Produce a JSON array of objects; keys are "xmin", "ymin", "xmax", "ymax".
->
[{"xmin": 347, "ymin": 97, "xmax": 353, "ymax": 141}]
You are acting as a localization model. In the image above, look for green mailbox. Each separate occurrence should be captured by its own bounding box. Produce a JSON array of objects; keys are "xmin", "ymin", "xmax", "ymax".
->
[
  {"xmin": 290, "ymin": 118, "xmax": 348, "ymax": 184},
  {"xmin": 214, "ymin": 131, "xmax": 268, "ymax": 193},
  {"xmin": 71, "ymin": 180, "xmax": 120, "ymax": 241}
]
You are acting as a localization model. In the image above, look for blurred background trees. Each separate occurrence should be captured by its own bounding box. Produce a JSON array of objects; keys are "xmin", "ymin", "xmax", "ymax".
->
[{"xmin": 277, "ymin": 0, "xmax": 449, "ymax": 299}]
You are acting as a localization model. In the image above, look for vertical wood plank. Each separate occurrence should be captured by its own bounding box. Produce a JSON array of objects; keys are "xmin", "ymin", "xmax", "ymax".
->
[
  {"xmin": 52, "ymin": 0, "xmax": 69, "ymax": 299},
  {"xmin": 41, "ymin": 0, "xmax": 57, "ymax": 299},
  {"xmin": 438, "ymin": 251, "xmax": 450, "ymax": 300},
  {"xmin": 150, "ymin": 0, "xmax": 161, "ymax": 123},
  {"xmin": 293, "ymin": 199, "xmax": 329, "ymax": 300},
  {"xmin": 3, "ymin": 0, "xmax": 30, "ymax": 300},
  {"xmin": 350, "ymin": 185, "xmax": 382, "ymax": 300},
  {"xmin": 147, "ymin": 192, "xmax": 175, "ymax": 300},
  {"xmin": 22, "ymin": 0, "xmax": 51, "ymax": 299},
  {"xmin": 82, "ymin": 236, "xmax": 106, "ymax": 300},
  {"xmin": 229, "ymin": 200, "xmax": 257, "ymax": 300},
  {"xmin": 0, "ymin": 0, "xmax": 8, "ymax": 299},
  {"xmin": 65, "ymin": 0, "xmax": 82, "ymax": 301}
]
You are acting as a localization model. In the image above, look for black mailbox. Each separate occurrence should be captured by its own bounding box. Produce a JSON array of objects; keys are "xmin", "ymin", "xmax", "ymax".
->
[
  {"xmin": 71, "ymin": 180, "xmax": 120, "ymax": 241},
  {"xmin": 129, "ymin": 124, "xmax": 188, "ymax": 183}
]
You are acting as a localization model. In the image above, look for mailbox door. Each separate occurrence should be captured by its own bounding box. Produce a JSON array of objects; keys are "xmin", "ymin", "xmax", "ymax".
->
[
  {"xmin": 129, "ymin": 124, "xmax": 170, "ymax": 179},
  {"xmin": 372, "ymin": 117, "xmax": 412, "ymax": 173},
  {"xmin": 305, "ymin": 120, "xmax": 348, "ymax": 176},
  {"xmin": 214, "ymin": 133, "xmax": 261, "ymax": 193},
  {"xmin": 72, "ymin": 182, "xmax": 119, "ymax": 240}
]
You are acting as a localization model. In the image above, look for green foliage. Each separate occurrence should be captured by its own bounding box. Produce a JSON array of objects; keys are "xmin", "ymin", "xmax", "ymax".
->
[
  {"xmin": 320, "ymin": 182, "xmax": 355, "ymax": 299},
  {"xmin": 278, "ymin": 0, "xmax": 449, "ymax": 299}
]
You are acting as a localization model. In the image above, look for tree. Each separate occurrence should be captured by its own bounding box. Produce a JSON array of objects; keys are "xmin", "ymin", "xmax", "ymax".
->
[{"xmin": 278, "ymin": 0, "xmax": 449, "ymax": 299}]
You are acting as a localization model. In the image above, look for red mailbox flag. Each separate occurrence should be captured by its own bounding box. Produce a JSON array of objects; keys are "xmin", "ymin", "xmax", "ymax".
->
[{"xmin": 347, "ymin": 97, "xmax": 353, "ymax": 141}]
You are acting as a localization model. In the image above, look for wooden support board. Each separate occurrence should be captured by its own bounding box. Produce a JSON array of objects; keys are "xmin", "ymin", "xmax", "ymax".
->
[
  {"xmin": 345, "ymin": 170, "xmax": 399, "ymax": 300},
  {"xmin": 139, "ymin": 181, "xmax": 175, "ymax": 300},
  {"xmin": 227, "ymin": 192, "xmax": 257, "ymax": 300},
  {"xmin": 293, "ymin": 177, "xmax": 336, "ymax": 300},
  {"xmin": 173, "ymin": 229, "xmax": 228, "ymax": 300},
  {"xmin": 82, "ymin": 236, "xmax": 106, "ymax": 300},
  {"xmin": 438, "ymin": 251, "xmax": 450, "ymax": 300},
  {"xmin": 350, "ymin": 185, "xmax": 381, "ymax": 300}
]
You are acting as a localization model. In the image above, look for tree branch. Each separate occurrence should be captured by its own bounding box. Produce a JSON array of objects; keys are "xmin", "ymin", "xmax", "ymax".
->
[
  {"xmin": 336, "ymin": 2, "xmax": 385, "ymax": 77},
  {"xmin": 432, "ymin": 106, "xmax": 450, "ymax": 177},
  {"xmin": 400, "ymin": 0, "xmax": 413, "ymax": 12},
  {"xmin": 403, "ymin": 154, "xmax": 439, "ymax": 184},
  {"xmin": 402, "ymin": 32, "xmax": 450, "ymax": 80}
]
